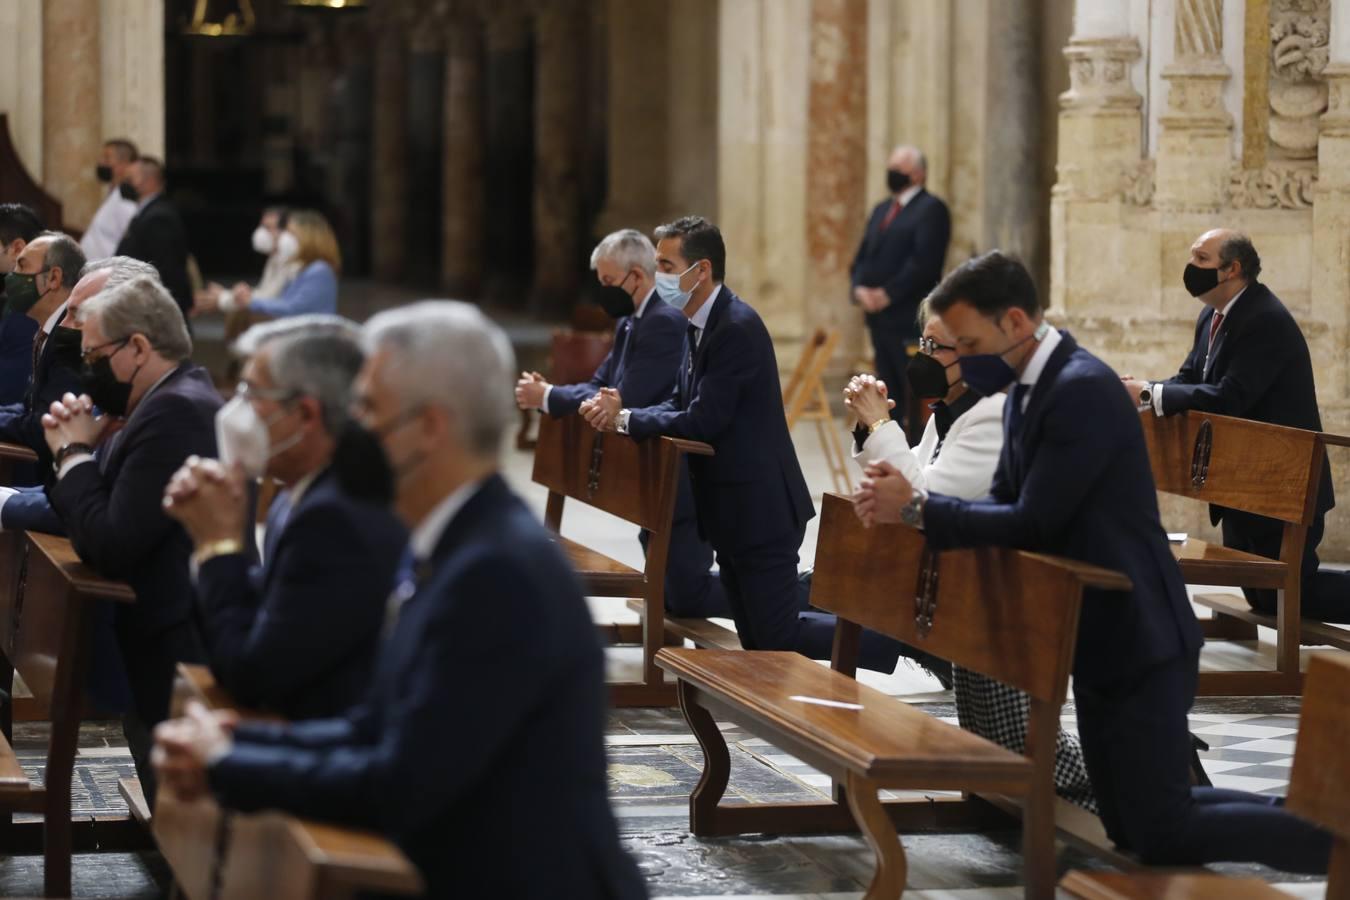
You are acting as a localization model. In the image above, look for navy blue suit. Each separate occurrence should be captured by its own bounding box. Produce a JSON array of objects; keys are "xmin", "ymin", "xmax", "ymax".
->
[
  {"xmin": 115, "ymin": 195, "xmax": 193, "ymax": 315},
  {"xmin": 0, "ymin": 312, "xmax": 38, "ymax": 407},
  {"xmin": 196, "ymin": 467, "xmax": 408, "ymax": 720},
  {"xmin": 628, "ymin": 286, "xmax": 815, "ymax": 649},
  {"xmin": 547, "ymin": 295, "xmax": 730, "ymax": 618},
  {"xmin": 47, "ymin": 362, "xmax": 221, "ymax": 799},
  {"xmin": 1160, "ymin": 283, "xmax": 1346, "ymax": 621},
  {"xmin": 0, "ymin": 307, "xmax": 85, "ymax": 476},
  {"xmin": 208, "ymin": 476, "xmax": 647, "ymax": 900},
  {"xmin": 924, "ymin": 332, "xmax": 1328, "ymax": 872},
  {"xmin": 850, "ymin": 189, "xmax": 951, "ymax": 421}
]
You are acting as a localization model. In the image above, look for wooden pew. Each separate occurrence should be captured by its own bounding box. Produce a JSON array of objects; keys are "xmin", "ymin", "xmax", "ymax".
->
[
  {"xmin": 1139, "ymin": 410, "xmax": 1350, "ymax": 695},
  {"xmin": 1060, "ymin": 652, "xmax": 1350, "ymax": 899},
  {"xmin": 155, "ymin": 664, "xmax": 422, "ymax": 900},
  {"xmin": 532, "ymin": 413, "xmax": 737, "ymax": 707},
  {"xmin": 656, "ymin": 492, "xmax": 1130, "ymax": 899},
  {"xmin": 783, "ymin": 326, "xmax": 852, "ymax": 493},
  {"xmin": 0, "ymin": 531, "xmax": 139, "ymax": 897},
  {"xmin": 515, "ymin": 326, "xmax": 615, "ymax": 451}
]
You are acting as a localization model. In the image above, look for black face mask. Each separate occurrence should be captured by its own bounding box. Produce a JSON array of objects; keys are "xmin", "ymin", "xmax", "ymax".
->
[
  {"xmin": 595, "ymin": 270, "xmax": 637, "ymax": 318},
  {"xmin": 887, "ymin": 169, "xmax": 911, "ymax": 193},
  {"xmin": 95, "ymin": 165, "xmax": 113, "ymax": 183},
  {"xmin": 1182, "ymin": 262, "xmax": 1223, "ymax": 298},
  {"xmin": 118, "ymin": 182, "xmax": 139, "ymax": 203},
  {"xmin": 332, "ymin": 420, "xmax": 396, "ymax": 507},
  {"xmin": 79, "ymin": 342, "xmax": 137, "ymax": 417},
  {"xmin": 49, "ymin": 325, "xmax": 84, "ymax": 369},
  {"xmin": 905, "ymin": 351, "xmax": 958, "ymax": 399}
]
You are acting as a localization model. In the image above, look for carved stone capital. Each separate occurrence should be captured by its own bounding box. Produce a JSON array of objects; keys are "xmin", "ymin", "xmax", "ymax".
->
[
  {"xmin": 1321, "ymin": 62, "xmax": 1350, "ymax": 135},
  {"xmin": 1226, "ymin": 162, "xmax": 1318, "ymax": 207},
  {"xmin": 1160, "ymin": 57, "xmax": 1234, "ymax": 131},
  {"xmin": 1060, "ymin": 37, "xmax": 1143, "ymax": 112}
]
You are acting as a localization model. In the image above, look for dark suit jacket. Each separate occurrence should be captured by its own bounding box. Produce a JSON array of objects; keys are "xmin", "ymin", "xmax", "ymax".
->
[
  {"xmin": 627, "ymin": 286, "xmax": 815, "ymax": 549},
  {"xmin": 0, "ymin": 307, "xmax": 85, "ymax": 473},
  {"xmin": 114, "ymin": 195, "xmax": 193, "ymax": 314},
  {"xmin": 923, "ymin": 332, "xmax": 1204, "ymax": 686},
  {"xmin": 1161, "ymin": 281, "xmax": 1333, "ymax": 520},
  {"xmin": 208, "ymin": 475, "xmax": 647, "ymax": 900},
  {"xmin": 49, "ymin": 363, "xmax": 222, "ymax": 636},
  {"xmin": 849, "ymin": 188, "xmax": 951, "ymax": 338},
  {"xmin": 196, "ymin": 467, "xmax": 408, "ymax": 720},
  {"xmin": 0, "ymin": 310, "xmax": 38, "ymax": 406},
  {"xmin": 546, "ymin": 293, "xmax": 686, "ymax": 416}
]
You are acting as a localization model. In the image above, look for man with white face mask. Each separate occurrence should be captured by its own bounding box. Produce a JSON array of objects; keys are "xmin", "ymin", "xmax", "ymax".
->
[
  {"xmin": 163, "ymin": 315, "xmax": 407, "ymax": 719},
  {"xmin": 196, "ymin": 207, "xmax": 301, "ymax": 315}
]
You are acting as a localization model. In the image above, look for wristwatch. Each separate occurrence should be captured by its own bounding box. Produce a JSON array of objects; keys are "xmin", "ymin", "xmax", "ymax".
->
[
  {"xmin": 53, "ymin": 442, "xmax": 94, "ymax": 470},
  {"xmin": 1138, "ymin": 385, "xmax": 1153, "ymax": 407},
  {"xmin": 900, "ymin": 487, "xmax": 929, "ymax": 528},
  {"xmin": 615, "ymin": 409, "xmax": 632, "ymax": 435}
]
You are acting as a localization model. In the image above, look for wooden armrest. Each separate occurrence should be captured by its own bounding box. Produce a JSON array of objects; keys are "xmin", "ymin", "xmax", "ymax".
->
[
  {"xmin": 288, "ymin": 819, "xmax": 425, "ymax": 895},
  {"xmin": 25, "ymin": 531, "xmax": 136, "ymax": 603},
  {"xmin": 667, "ymin": 437, "xmax": 715, "ymax": 457},
  {"xmin": 174, "ymin": 663, "xmax": 282, "ymax": 722},
  {"xmin": 0, "ymin": 442, "xmax": 37, "ymax": 463},
  {"xmin": 1319, "ymin": 432, "xmax": 1350, "ymax": 448}
]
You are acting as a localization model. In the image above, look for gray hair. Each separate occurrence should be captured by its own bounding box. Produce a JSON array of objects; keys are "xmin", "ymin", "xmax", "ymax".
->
[
  {"xmin": 35, "ymin": 232, "xmax": 86, "ymax": 290},
  {"xmin": 892, "ymin": 144, "xmax": 928, "ymax": 174},
  {"xmin": 589, "ymin": 229, "xmax": 656, "ymax": 277},
  {"xmin": 361, "ymin": 301, "xmax": 516, "ymax": 459},
  {"xmin": 81, "ymin": 275, "xmax": 192, "ymax": 362},
  {"xmin": 78, "ymin": 255, "xmax": 160, "ymax": 287},
  {"xmin": 1218, "ymin": 232, "xmax": 1262, "ymax": 282},
  {"xmin": 233, "ymin": 315, "xmax": 364, "ymax": 434}
]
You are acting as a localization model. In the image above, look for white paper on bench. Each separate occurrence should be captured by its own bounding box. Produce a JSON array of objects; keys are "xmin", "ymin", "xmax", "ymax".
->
[
  {"xmin": 790, "ymin": 695, "xmax": 864, "ymax": 711},
  {"xmin": 1168, "ymin": 533, "xmax": 1188, "ymax": 543}
]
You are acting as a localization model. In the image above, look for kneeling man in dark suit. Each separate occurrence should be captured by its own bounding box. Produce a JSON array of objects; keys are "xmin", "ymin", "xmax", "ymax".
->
[
  {"xmin": 856, "ymin": 251, "xmax": 1330, "ymax": 873},
  {"xmin": 164, "ymin": 315, "xmax": 408, "ymax": 720},
  {"xmin": 154, "ymin": 301, "xmax": 646, "ymax": 900}
]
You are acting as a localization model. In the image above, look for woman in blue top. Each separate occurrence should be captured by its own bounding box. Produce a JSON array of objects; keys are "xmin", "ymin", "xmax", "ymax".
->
[{"xmin": 226, "ymin": 209, "xmax": 340, "ymax": 319}]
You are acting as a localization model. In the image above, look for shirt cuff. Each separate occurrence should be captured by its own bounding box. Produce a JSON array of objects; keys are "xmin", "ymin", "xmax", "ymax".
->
[
  {"xmin": 57, "ymin": 453, "xmax": 95, "ymax": 480},
  {"xmin": 616, "ymin": 409, "xmax": 632, "ymax": 435},
  {"xmin": 0, "ymin": 487, "xmax": 18, "ymax": 530},
  {"xmin": 540, "ymin": 384, "xmax": 553, "ymax": 414},
  {"xmin": 1151, "ymin": 383, "xmax": 1165, "ymax": 417},
  {"xmin": 218, "ymin": 288, "xmax": 237, "ymax": 314}
]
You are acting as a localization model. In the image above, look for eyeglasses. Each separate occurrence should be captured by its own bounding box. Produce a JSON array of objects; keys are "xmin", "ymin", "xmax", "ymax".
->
[
  {"xmin": 235, "ymin": 380, "xmax": 299, "ymax": 404},
  {"xmin": 81, "ymin": 337, "xmax": 130, "ymax": 367},
  {"xmin": 918, "ymin": 336, "xmax": 956, "ymax": 355}
]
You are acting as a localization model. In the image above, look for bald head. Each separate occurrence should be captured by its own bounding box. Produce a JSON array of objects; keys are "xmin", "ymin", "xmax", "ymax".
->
[
  {"xmin": 886, "ymin": 145, "xmax": 927, "ymax": 194},
  {"xmin": 1186, "ymin": 228, "xmax": 1260, "ymax": 307},
  {"xmin": 68, "ymin": 268, "xmax": 114, "ymax": 326}
]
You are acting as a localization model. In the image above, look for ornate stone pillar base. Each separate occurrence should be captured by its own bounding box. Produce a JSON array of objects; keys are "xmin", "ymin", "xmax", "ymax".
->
[{"xmin": 1155, "ymin": 59, "xmax": 1234, "ymax": 210}]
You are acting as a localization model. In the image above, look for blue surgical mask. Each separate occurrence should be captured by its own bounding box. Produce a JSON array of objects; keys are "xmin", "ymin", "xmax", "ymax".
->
[
  {"xmin": 959, "ymin": 320, "xmax": 1049, "ymax": 397},
  {"xmin": 655, "ymin": 263, "xmax": 699, "ymax": 311}
]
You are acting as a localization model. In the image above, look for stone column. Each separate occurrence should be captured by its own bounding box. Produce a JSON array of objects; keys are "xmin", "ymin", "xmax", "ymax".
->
[
  {"xmin": 530, "ymin": 0, "xmax": 585, "ymax": 318},
  {"xmin": 483, "ymin": 7, "xmax": 533, "ymax": 305},
  {"xmin": 1313, "ymin": 3, "xmax": 1350, "ymax": 401},
  {"xmin": 100, "ymin": 0, "xmax": 165, "ymax": 159},
  {"xmin": 43, "ymin": 0, "xmax": 103, "ymax": 229},
  {"xmin": 441, "ymin": 12, "xmax": 486, "ymax": 295},
  {"xmin": 804, "ymin": 0, "xmax": 868, "ymax": 365},
  {"xmin": 370, "ymin": 17, "xmax": 411, "ymax": 280},
  {"xmin": 407, "ymin": 11, "xmax": 447, "ymax": 287},
  {"xmin": 0, "ymin": 0, "xmax": 44, "ymax": 181},
  {"xmin": 1155, "ymin": 0, "xmax": 1233, "ymax": 209}
]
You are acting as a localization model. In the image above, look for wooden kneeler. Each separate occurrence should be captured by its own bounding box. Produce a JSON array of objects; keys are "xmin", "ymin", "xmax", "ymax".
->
[
  {"xmin": 1140, "ymin": 411, "xmax": 1350, "ymax": 695},
  {"xmin": 658, "ymin": 493, "xmax": 1129, "ymax": 899},
  {"xmin": 532, "ymin": 414, "xmax": 720, "ymax": 707}
]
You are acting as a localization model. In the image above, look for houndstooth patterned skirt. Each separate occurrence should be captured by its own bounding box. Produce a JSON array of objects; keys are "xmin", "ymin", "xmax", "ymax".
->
[{"xmin": 952, "ymin": 666, "xmax": 1098, "ymax": 814}]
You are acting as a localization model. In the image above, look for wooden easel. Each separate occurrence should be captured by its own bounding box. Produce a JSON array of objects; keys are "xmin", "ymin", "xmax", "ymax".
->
[{"xmin": 783, "ymin": 327, "xmax": 852, "ymax": 493}]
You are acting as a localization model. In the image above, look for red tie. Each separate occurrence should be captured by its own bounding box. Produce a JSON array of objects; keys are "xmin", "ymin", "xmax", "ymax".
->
[
  {"xmin": 1208, "ymin": 311, "xmax": 1224, "ymax": 355},
  {"xmin": 880, "ymin": 199, "xmax": 903, "ymax": 231}
]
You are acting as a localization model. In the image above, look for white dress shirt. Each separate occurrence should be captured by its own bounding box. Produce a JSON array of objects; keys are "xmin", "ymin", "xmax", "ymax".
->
[
  {"xmin": 1148, "ymin": 286, "xmax": 1247, "ymax": 416},
  {"xmin": 1018, "ymin": 324, "xmax": 1062, "ymax": 411},
  {"xmin": 80, "ymin": 188, "xmax": 138, "ymax": 260},
  {"xmin": 854, "ymin": 393, "xmax": 1005, "ymax": 501}
]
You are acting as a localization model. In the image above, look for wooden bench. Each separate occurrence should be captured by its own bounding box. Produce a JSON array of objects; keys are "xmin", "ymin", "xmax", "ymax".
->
[
  {"xmin": 783, "ymin": 326, "xmax": 851, "ymax": 493},
  {"xmin": 1061, "ymin": 652, "xmax": 1350, "ymax": 899},
  {"xmin": 515, "ymin": 326, "xmax": 615, "ymax": 451},
  {"xmin": 154, "ymin": 664, "xmax": 421, "ymax": 900},
  {"xmin": 533, "ymin": 413, "xmax": 738, "ymax": 706},
  {"xmin": 1140, "ymin": 410, "xmax": 1350, "ymax": 695},
  {"xmin": 656, "ymin": 492, "xmax": 1130, "ymax": 899},
  {"xmin": 0, "ymin": 531, "xmax": 140, "ymax": 897}
]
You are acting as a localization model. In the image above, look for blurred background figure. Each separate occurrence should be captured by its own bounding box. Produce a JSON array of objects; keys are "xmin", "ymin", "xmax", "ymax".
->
[{"xmin": 195, "ymin": 206, "xmax": 300, "ymax": 317}]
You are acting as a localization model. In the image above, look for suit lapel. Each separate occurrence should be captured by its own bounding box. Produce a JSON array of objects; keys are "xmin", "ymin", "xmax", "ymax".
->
[
  {"xmin": 681, "ymin": 289, "xmax": 731, "ymax": 411},
  {"xmin": 1006, "ymin": 331, "xmax": 1078, "ymax": 489}
]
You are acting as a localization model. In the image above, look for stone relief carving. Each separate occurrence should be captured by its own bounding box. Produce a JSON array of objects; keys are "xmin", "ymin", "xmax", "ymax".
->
[
  {"xmin": 1268, "ymin": 0, "xmax": 1330, "ymax": 158},
  {"xmin": 1061, "ymin": 38, "xmax": 1143, "ymax": 111},
  {"xmin": 1226, "ymin": 163, "xmax": 1318, "ymax": 208},
  {"xmin": 1119, "ymin": 160, "xmax": 1156, "ymax": 206}
]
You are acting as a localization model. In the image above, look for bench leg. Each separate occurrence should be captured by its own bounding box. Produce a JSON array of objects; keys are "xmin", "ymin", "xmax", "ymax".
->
[
  {"xmin": 844, "ymin": 771, "xmax": 906, "ymax": 900},
  {"xmin": 677, "ymin": 681, "xmax": 730, "ymax": 837}
]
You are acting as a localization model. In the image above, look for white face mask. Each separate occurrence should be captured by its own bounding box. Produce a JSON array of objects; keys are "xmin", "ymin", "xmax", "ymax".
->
[
  {"xmin": 252, "ymin": 226, "xmax": 276, "ymax": 256},
  {"xmin": 215, "ymin": 393, "xmax": 301, "ymax": 479},
  {"xmin": 276, "ymin": 230, "xmax": 300, "ymax": 263}
]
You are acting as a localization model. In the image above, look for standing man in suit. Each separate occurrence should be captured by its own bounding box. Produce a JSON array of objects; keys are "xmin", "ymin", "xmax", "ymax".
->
[
  {"xmin": 850, "ymin": 145, "xmax": 951, "ymax": 422},
  {"xmin": 115, "ymin": 157, "xmax": 194, "ymax": 316},
  {"xmin": 0, "ymin": 204, "xmax": 45, "ymax": 405},
  {"xmin": 163, "ymin": 316, "xmax": 407, "ymax": 719},
  {"xmin": 40, "ymin": 275, "xmax": 221, "ymax": 803},
  {"xmin": 1121, "ymin": 230, "xmax": 1347, "ymax": 622},
  {"xmin": 0, "ymin": 232, "xmax": 86, "ymax": 472},
  {"xmin": 516, "ymin": 228, "xmax": 729, "ymax": 618},
  {"xmin": 858, "ymin": 251, "xmax": 1329, "ymax": 873},
  {"xmin": 581, "ymin": 216, "xmax": 815, "ymax": 651},
  {"xmin": 82, "ymin": 138, "xmax": 140, "ymax": 260},
  {"xmin": 153, "ymin": 301, "xmax": 647, "ymax": 900}
]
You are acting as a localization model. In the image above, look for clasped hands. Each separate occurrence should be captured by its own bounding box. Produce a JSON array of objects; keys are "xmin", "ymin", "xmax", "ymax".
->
[
  {"xmin": 151, "ymin": 701, "xmax": 238, "ymax": 801},
  {"xmin": 41, "ymin": 393, "xmax": 108, "ymax": 456},
  {"xmin": 579, "ymin": 388, "xmax": 623, "ymax": 432},
  {"xmin": 163, "ymin": 456, "xmax": 249, "ymax": 546},
  {"xmin": 843, "ymin": 373, "xmax": 896, "ymax": 427},
  {"xmin": 853, "ymin": 286, "xmax": 891, "ymax": 313}
]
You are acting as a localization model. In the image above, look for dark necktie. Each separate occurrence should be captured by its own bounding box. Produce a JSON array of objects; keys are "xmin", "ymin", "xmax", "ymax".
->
[
  {"xmin": 1007, "ymin": 383, "xmax": 1030, "ymax": 436},
  {"xmin": 31, "ymin": 330, "xmax": 46, "ymax": 380},
  {"xmin": 686, "ymin": 324, "xmax": 699, "ymax": 374},
  {"xmin": 880, "ymin": 199, "xmax": 903, "ymax": 231},
  {"xmin": 613, "ymin": 319, "xmax": 633, "ymax": 373}
]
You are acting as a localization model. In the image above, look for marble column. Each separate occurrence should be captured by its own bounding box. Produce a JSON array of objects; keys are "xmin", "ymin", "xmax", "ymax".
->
[
  {"xmin": 1155, "ymin": 0, "xmax": 1233, "ymax": 210},
  {"xmin": 530, "ymin": 0, "xmax": 585, "ymax": 318},
  {"xmin": 100, "ymin": 0, "xmax": 165, "ymax": 159},
  {"xmin": 483, "ymin": 7, "xmax": 533, "ymax": 305},
  {"xmin": 0, "ymin": 0, "xmax": 44, "ymax": 181},
  {"xmin": 804, "ymin": 0, "xmax": 868, "ymax": 363},
  {"xmin": 43, "ymin": 0, "xmax": 103, "ymax": 229},
  {"xmin": 370, "ymin": 19, "xmax": 410, "ymax": 280},
  {"xmin": 1313, "ymin": 2, "xmax": 1350, "ymax": 400},
  {"xmin": 441, "ymin": 13, "xmax": 486, "ymax": 295}
]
